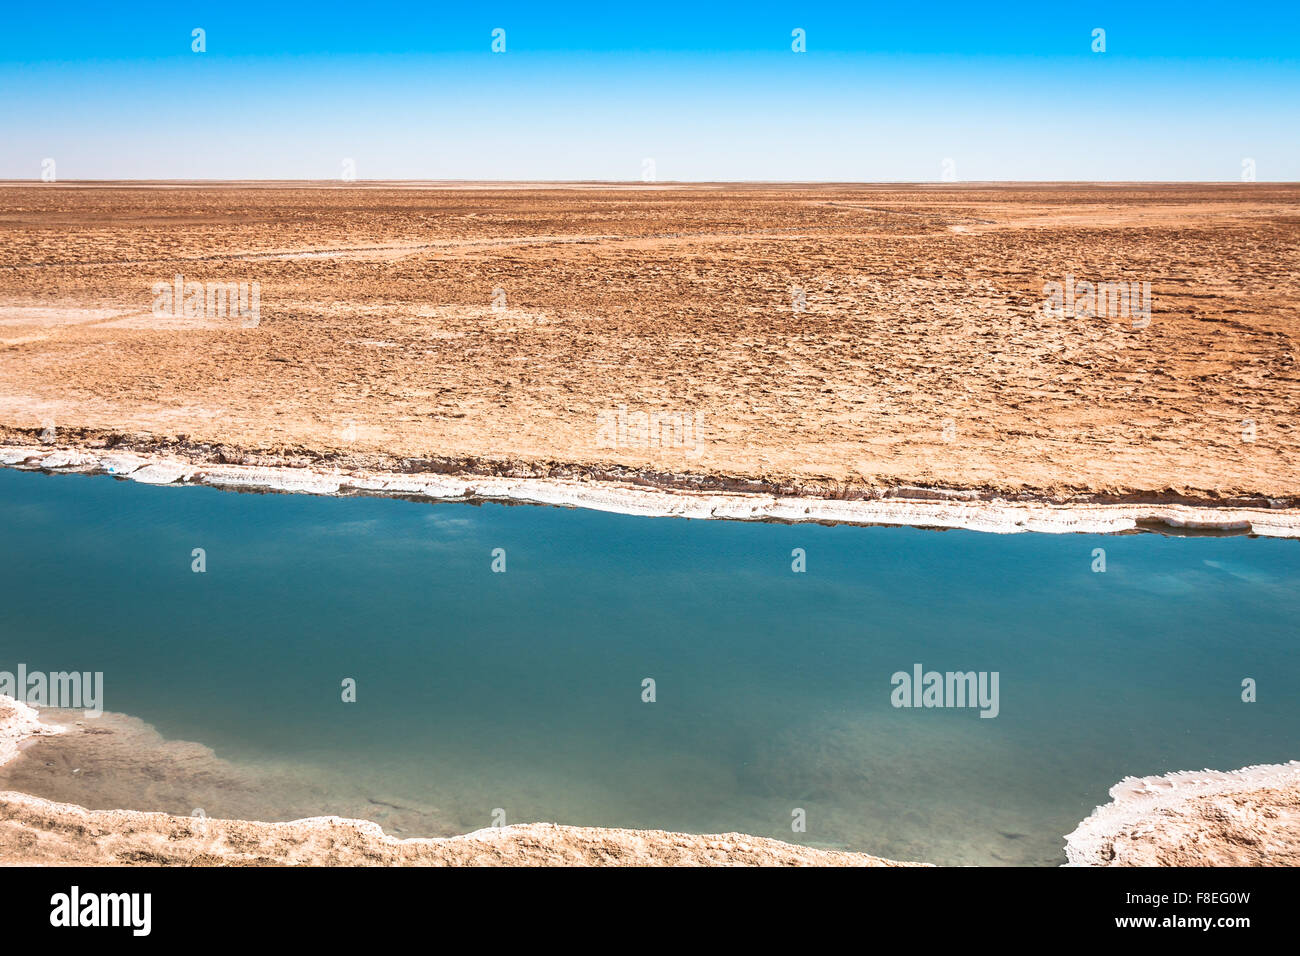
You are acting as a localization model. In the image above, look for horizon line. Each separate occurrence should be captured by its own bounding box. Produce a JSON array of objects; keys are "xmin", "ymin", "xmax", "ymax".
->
[{"xmin": 2, "ymin": 179, "xmax": 1294, "ymax": 187}]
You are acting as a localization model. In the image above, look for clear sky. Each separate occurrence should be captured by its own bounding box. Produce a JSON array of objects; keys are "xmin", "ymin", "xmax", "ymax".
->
[{"xmin": 2, "ymin": 1, "xmax": 1297, "ymax": 181}]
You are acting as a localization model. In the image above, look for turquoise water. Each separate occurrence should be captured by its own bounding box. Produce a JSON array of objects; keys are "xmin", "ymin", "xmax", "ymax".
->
[{"xmin": 1, "ymin": 468, "xmax": 1298, "ymax": 865}]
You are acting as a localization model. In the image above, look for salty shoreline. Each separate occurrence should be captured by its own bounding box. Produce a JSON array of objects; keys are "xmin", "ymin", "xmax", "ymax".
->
[
  {"xmin": 4, "ymin": 694, "xmax": 1298, "ymax": 866},
  {"xmin": 0, "ymin": 695, "xmax": 914, "ymax": 867},
  {"xmin": 0, "ymin": 788, "xmax": 917, "ymax": 867},
  {"xmin": 1065, "ymin": 762, "xmax": 1300, "ymax": 866},
  {"xmin": 4, "ymin": 441, "xmax": 1300, "ymax": 537}
]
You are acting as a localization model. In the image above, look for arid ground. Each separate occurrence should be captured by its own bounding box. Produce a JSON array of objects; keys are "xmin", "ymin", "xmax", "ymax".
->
[{"xmin": 1, "ymin": 182, "xmax": 1297, "ymax": 504}]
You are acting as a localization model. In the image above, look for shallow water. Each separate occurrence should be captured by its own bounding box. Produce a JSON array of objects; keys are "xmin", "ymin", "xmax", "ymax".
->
[{"xmin": 1, "ymin": 468, "xmax": 1298, "ymax": 865}]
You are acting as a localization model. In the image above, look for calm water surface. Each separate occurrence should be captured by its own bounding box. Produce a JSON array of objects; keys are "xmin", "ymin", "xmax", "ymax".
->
[{"xmin": 1, "ymin": 469, "xmax": 1297, "ymax": 865}]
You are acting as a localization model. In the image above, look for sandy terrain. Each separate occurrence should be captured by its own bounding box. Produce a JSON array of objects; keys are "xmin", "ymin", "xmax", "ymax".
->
[
  {"xmin": 1, "ymin": 182, "xmax": 1297, "ymax": 508},
  {"xmin": 0, "ymin": 791, "xmax": 916, "ymax": 867},
  {"xmin": 1065, "ymin": 762, "xmax": 1300, "ymax": 866}
]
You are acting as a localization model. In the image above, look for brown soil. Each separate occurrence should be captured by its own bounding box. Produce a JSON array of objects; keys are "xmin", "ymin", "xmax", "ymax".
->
[
  {"xmin": 1, "ymin": 182, "xmax": 1296, "ymax": 504},
  {"xmin": 0, "ymin": 790, "xmax": 919, "ymax": 867}
]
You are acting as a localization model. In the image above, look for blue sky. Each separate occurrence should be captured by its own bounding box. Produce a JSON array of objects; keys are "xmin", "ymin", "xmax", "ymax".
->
[{"xmin": 2, "ymin": 2, "xmax": 1297, "ymax": 180}]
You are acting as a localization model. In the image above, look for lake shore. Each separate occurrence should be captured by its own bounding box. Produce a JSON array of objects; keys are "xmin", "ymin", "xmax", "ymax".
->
[
  {"xmin": 0, "ymin": 695, "xmax": 914, "ymax": 867},
  {"xmin": 4, "ymin": 694, "xmax": 1297, "ymax": 867},
  {"xmin": 0, "ymin": 790, "xmax": 918, "ymax": 867},
  {"xmin": 1065, "ymin": 761, "xmax": 1300, "ymax": 866},
  {"xmin": 5, "ymin": 440, "xmax": 1300, "ymax": 537}
]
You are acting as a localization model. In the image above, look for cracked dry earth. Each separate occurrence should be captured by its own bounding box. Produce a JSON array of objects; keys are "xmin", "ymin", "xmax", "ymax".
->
[{"xmin": 0, "ymin": 182, "xmax": 1296, "ymax": 502}]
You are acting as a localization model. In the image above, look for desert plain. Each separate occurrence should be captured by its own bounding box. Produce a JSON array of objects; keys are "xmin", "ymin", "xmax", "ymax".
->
[{"xmin": 0, "ymin": 182, "xmax": 1297, "ymax": 508}]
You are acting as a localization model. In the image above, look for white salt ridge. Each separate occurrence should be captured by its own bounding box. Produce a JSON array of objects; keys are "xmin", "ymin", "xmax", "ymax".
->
[
  {"xmin": 1063, "ymin": 760, "xmax": 1300, "ymax": 866},
  {"xmin": 97, "ymin": 452, "xmax": 153, "ymax": 475},
  {"xmin": 0, "ymin": 694, "xmax": 65, "ymax": 769},
  {"xmin": 199, "ymin": 465, "xmax": 343, "ymax": 496},
  {"xmin": 130, "ymin": 462, "xmax": 196, "ymax": 484},
  {"xmin": 4, "ymin": 445, "xmax": 1299, "ymax": 538},
  {"xmin": 27, "ymin": 450, "xmax": 99, "ymax": 471}
]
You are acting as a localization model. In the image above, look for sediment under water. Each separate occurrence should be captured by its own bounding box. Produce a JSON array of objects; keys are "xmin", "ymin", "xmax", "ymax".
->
[{"xmin": 1, "ymin": 468, "xmax": 1297, "ymax": 865}]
